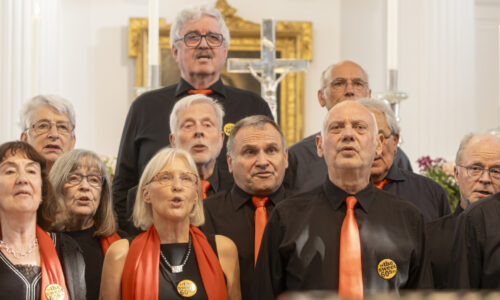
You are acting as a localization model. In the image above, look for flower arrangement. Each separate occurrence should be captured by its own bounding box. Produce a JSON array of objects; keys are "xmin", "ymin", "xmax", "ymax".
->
[
  {"xmin": 100, "ymin": 155, "xmax": 117, "ymax": 182},
  {"xmin": 417, "ymin": 156, "xmax": 460, "ymax": 212}
]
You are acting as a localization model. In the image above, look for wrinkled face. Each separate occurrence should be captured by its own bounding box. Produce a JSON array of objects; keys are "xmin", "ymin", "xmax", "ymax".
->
[
  {"xmin": 455, "ymin": 136, "xmax": 500, "ymax": 206},
  {"xmin": 172, "ymin": 15, "xmax": 228, "ymax": 83},
  {"xmin": 143, "ymin": 157, "xmax": 199, "ymax": 223},
  {"xmin": 0, "ymin": 152, "xmax": 42, "ymax": 215},
  {"xmin": 370, "ymin": 110, "xmax": 399, "ymax": 181},
  {"xmin": 21, "ymin": 106, "xmax": 75, "ymax": 166},
  {"xmin": 317, "ymin": 102, "xmax": 381, "ymax": 173},
  {"xmin": 62, "ymin": 161, "xmax": 102, "ymax": 220},
  {"xmin": 318, "ymin": 62, "xmax": 371, "ymax": 110},
  {"xmin": 170, "ymin": 102, "xmax": 224, "ymax": 168},
  {"xmin": 227, "ymin": 124, "xmax": 288, "ymax": 196}
]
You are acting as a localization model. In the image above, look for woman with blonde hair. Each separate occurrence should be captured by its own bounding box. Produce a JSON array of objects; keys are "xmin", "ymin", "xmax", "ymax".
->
[{"xmin": 100, "ymin": 147, "xmax": 240, "ymax": 300}]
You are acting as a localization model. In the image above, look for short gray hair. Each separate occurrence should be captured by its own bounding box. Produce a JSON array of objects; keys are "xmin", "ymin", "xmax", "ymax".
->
[
  {"xmin": 320, "ymin": 102, "xmax": 379, "ymax": 141},
  {"xmin": 48, "ymin": 149, "xmax": 117, "ymax": 237},
  {"xmin": 227, "ymin": 115, "xmax": 286, "ymax": 158},
  {"xmin": 133, "ymin": 147, "xmax": 204, "ymax": 230},
  {"xmin": 356, "ymin": 98, "xmax": 400, "ymax": 135},
  {"xmin": 319, "ymin": 61, "xmax": 370, "ymax": 90},
  {"xmin": 170, "ymin": 6, "xmax": 230, "ymax": 48},
  {"xmin": 170, "ymin": 94, "xmax": 225, "ymax": 136},
  {"xmin": 20, "ymin": 94, "xmax": 76, "ymax": 134}
]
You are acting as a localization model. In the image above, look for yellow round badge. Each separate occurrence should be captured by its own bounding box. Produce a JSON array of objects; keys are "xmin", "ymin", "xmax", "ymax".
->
[
  {"xmin": 377, "ymin": 259, "xmax": 397, "ymax": 279},
  {"xmin": 44, "ymin": 283, "xmax": 65, "ymax": 300},
  {"xmin": 224, "ymin": 123, "xmax": 235, "ymax": 136},
  {"xmin": 177, "ymin": 279, "xmax": 197, "ymax": 297}
]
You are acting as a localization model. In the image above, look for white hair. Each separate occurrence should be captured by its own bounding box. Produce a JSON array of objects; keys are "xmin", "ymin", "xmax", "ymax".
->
[{"xmin": 20, "ymin": 94, "xmax": 76, "ymax": 135}]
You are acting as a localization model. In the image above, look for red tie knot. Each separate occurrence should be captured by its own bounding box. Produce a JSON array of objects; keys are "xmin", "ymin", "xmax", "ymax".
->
[
  {"xmin": 374, "ymin": 178, "xmax": 390, "ymax": 190},
  {"xmin": 188, "ymin": 89, "xmax": 213, "ymax": 95},
  {"xmin": 252, "ymin": 196, "xmax": 269, "ymax": 208},
  {"xmin": 201, "ymin": 180, "xmax": 211, "ymax": 193},
  {"xmin": 345, "ymin": 196, "xmax": 358, "ymax": 210}
]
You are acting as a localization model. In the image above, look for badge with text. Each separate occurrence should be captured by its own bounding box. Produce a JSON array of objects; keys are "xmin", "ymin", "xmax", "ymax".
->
[
  {"xmin": 44, "ymin": 283, "xmax": 65, "ymax": 300},
  {"xmin": 177, "ymin": 279, "xmax": 197, "ymax": 297},
  {"xmin": 224, "ymin": 123, "xmax": 235, "ymax": 136},
  {"xmin": 377, "ymin": 258, "xmax": 397, "ymax": 280}
]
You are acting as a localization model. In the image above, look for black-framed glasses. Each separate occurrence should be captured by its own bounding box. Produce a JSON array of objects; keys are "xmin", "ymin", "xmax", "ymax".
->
[
  {"xmin": 28, "ymin": 120, "xmax": 73, "ymax": 136},
  {"xmin": 175, "ymin": 32, "xmax": 224, "ymax": 48},
  {"xmin": 66, "ymin": 173, "xmax": 105, "ymax": 187},
  {"xmin": 328, "ymin": 78, "xmax": 368, "ymax": 92},
  {"xmin": 148, "ymin": 171, "xmax": 198, "ymax": 188},
  {"xmin": 457, "ymin": 165, "xmax": 500, "ymax": 180}
]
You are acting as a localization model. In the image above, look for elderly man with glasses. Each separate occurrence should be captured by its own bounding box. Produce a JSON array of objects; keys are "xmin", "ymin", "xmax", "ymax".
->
[
  {"xmin": 20, "ymin": 94, "xmax": 76, "ymax": 171},
  {"xmin": 113, "ymin": 5, "xmax": 272, "ymax": 232}
]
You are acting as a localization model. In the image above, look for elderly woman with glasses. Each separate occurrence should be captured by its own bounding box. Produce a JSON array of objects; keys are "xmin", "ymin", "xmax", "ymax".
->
[
  {"xmin": 48, "ymin": 149, "xmax": 121, "ymax": 300},
  {"xmin": 20, "ymin": 94, "xmax": 76, "ymax": 171},
  {"xmin": 100, "ymin": 147, "xmax": 240, "ymax": 300},
  {"xmin": 0, "ymin": 141, "xmax": 86, "ymax": 299}
]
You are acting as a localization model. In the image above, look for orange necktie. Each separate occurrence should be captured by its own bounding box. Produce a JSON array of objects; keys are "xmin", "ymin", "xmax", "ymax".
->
[
  {"xmin": 339, "ymin": 196, "xmax": 363, "ymax": 300},
  {"xmin": 252, "ymin": 196, "xmax": 269, "ymax": 266},
  {"xmin": 188, "ymin": 89, "xmax": 213, "ymax": 95},
  {"xmin": 374, "ymin": 179, "xmax": 390, "ymax": 190},
  {"xmin": 201, "ymin": 180, "xmax": 211, "ymax": 199}
]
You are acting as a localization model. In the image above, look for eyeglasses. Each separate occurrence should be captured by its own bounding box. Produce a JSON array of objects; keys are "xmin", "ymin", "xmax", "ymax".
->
[
  {"xmin": 328, "ymin": 78, "xmax": 368, "ymax": 92},
  {"xmin": 28, "ymin": 120, "xmax": 73, "ymax": 136},
  {"xmin": 175, "ymin": 32, "xmax": 224, "ymax": 48},
  {"xmin": 457, "ymin": 165, "xmax": 500, "ymax": 181},
  {"xmin": 66, "ymin": 173, "xmax": 105, "ymax": 187},
  {"xmin": 148, "ymin": 171, "xmax": 198, "ymax": 188},
  {"xmin": 379, "ymin": 130, "xmax": 394, "ymax": 140}
]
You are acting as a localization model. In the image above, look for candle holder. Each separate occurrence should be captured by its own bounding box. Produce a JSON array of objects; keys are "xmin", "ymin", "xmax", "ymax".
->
[{"xmin": 375, "ymin": 69, "xmax": 408, "ymax": 123}]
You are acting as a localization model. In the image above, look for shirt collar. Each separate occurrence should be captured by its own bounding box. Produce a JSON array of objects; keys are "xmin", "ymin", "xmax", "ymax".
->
[
  {"xmin": 206, "ymin": 164, "xmax": 220, "ymax": 192},
  {"xmin": 384, "ymin": 163, "xmax": 406, "ymax": 182},
  {"xmin": 175, "ymin": 77, "xmax": 227, "ymax": 98},
  {"xmin": 230, "ymin": 184, "xmax": 286, "ymax": 210},
  {"xmin": 323, "ymin": 178, "xmax": 375, "ymax": 212}
]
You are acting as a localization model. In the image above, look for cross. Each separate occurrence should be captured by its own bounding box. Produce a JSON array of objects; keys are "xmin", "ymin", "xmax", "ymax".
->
[{"xmin": 227, "ymin": 19, "xmax": 309, "ymax": 121}]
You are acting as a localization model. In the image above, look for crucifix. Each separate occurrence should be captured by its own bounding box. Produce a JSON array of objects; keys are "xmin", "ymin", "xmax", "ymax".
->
[{"xmin": 227, "ymin": 19, "xmax": 309, "ymax": 121}]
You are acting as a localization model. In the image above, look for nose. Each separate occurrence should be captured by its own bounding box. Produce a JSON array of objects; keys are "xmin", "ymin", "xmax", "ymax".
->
[
  {"xmin": 198, "ymin": 35, "xmax": 209, "ymax": 48},
  {"xmin": 78, "ymin": 177, "xmax": 91, "ymax": 190},
  {"xmin": 478, "ymin": 169, "xmax": 493, "ymax": 183},
  {"xmin": 341, "ymin": 125, "xmax": 355, "ymax": 141},
  {"xmin": 15, "ymin": 172, "xmax": 29, "ymax": 185},
  {"xmin": 194, "ymin": 123, "xmax": 205, "ymax": 137},
  {"xmin": 171, "ymin": 176, "xmax": 184, "ymax": 190},
  {"xmin": 47, "ymin": 123, "xmax": 59, "ymax": 138},
  {"xmin": 255, "ymin": 151, "xmax": 270, "ymax": 168}
]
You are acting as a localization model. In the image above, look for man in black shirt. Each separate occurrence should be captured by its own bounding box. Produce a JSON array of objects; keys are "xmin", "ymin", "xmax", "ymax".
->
[
  {"xmin": 169, "ymin": 94, "xmax": 233, "ymax": 197},
  {"xmin": 284, "ymin": 61, "xmax": 412, "ymax": 194},
  {"xmin": 203, "ymin": 115, "xmax": 289, "ymax": 299},
  {"xmin": 254, "ymin": 101, "xmax": 432, "ymax": 299},
  {"xmin": 113, "ymin": 6, "xmax": 272, "ymax": 230},
  {"xmin": 357, "ymin": 98, "xmax": 450, "ymax": 221}
]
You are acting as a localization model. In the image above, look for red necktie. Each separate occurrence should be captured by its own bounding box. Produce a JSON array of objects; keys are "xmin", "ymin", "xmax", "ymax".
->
[
  {"xmin": 339, "ymin": 196, "xmax": 363, "ymax": 300},
  {"xmin": 201, "ymin": 180, "xmax": 211, "ymax": 199},
  {"xmin": 251, "ymin": 196, "xmax": 269, "ymax": 266},
  {"xmin": 374, "ymin": 179, "xmax": 390, "ymax": 190},
  {"xmin": 188, "ymin": 89, "xmax": 213, "ymax": 95}
]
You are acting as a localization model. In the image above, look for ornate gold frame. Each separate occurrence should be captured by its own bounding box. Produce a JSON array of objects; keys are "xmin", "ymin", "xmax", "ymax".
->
[{"xmin": 128, "ymin": 0, "xmax": 312, "ymax": 144}]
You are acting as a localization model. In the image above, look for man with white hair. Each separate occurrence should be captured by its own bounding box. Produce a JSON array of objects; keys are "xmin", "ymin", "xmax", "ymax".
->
[
  {"xmin": 254, "ymin": 101, "xmax": 431, "ymax": 299},
  {"xmin": 20, "ymin": 94, "xmax": 76, "ymax": 171},
  {"xmin": 113, "ymin": 5, "xmax": 272, "ymax": 230}
]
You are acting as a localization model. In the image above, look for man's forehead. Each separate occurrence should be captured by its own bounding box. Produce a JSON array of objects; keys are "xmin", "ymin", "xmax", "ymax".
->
[
  {"xmin": 463, "ymin": 138, "xmax": 500, "ymax": 160},
  {"xmin": 182, "ymin": 15, "xmax": 221, "ymax": 32},
  {"xmin": 179, "ymin": 103, "xmax": 218, "ymax": 119},
  {"xmin": 235, "ymin": 125, "xmax": 281, "ymax": 144},
  {"xmin": 330, "ymin": 63, "xmax": 367, "ymax": 80}
]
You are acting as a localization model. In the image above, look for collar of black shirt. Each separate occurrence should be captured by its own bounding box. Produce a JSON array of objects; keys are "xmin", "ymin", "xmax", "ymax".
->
[
  {"xmin": 230, "ymin": 184, "xmax": 286, "ymax": 210},
  {"xmin": 175, "ymin": 77, "xmax": 227, "ymax": 98},
  {"xmin": 322, "ymin": 178, "xmax": 375, "ymax": 212},
  {"xmin": 383, "ymin": 163, "xmax": 406, "ymax": 182},
  {"xmin": 206, "ymin": 163, "xmax": 220, "ymax": 193}
]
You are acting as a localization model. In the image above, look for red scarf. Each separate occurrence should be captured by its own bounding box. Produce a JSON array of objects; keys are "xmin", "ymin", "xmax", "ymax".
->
[
  {"xmin": 99, "ymin": 232, "xmax": 121, "ymax": 255},
  {"xmin": 36, "ymin": 225, "xmax": 69, "ymax": 300},
  {"xmin": 122, "ymin": 225, "xmax": 227, "ymax": 300}
]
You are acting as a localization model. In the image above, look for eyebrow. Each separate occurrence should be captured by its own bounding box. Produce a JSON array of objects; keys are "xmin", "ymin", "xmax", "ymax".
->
[{"xmin": 0, "ymin": 161, "xmax": 39, "ymax": 169}]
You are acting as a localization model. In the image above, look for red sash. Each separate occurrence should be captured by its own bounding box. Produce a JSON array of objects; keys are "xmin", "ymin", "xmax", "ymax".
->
[
  {"xmin": 122, "ymin": 225, "xmax": 228, "ymax": 300},
  {"xmin": 99, "ymin": 233, "xmax": 121, "ymax": 255},
  {"xmin": 36, "ymin": 225, "xmax": 69, "ymax": 300}
]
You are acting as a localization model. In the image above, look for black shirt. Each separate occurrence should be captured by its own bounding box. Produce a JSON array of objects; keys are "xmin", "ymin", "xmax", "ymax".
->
[
  {"xmin": 253, "ymin": 179, "xmax": 433, "ymax": 299},
  {"xmin": 202, "ymin": 185, "xmax": 288, "ymax": 300},
  {"xmin": 113, "ymin": 78, "xmax": 272, "ymax": 230},
  {"xmin": 425, "ymin": 205, "xmax": 463, "ymax": 289},
  {"xmin": 450, "ymin": 192, "xmax": 500, "ymax": 289},
  {"xmin": 381, "ymin": 164, "xmax": 451, "ymax": 222},
  {"xmin": 284, "ymin": 132, "xmax": 413, "ymax": 193}
]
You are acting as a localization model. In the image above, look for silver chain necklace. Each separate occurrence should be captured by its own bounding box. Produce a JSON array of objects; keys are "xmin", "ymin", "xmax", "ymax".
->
[
  {"xmin": 0, "ymin": 238, "xmax": 38, "ymax": 259},
  {"xmin": 160, "ymin": 237, "xmax": 192, "ymax": 273}
]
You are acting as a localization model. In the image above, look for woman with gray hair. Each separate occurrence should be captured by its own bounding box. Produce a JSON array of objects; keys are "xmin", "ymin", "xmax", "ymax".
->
[
  {"xmin": 49, "ymin": 149, "xmax": 121, "ymax": 300},
  {"xmin": 20, "ymin": 94, "xmax": 76, "ymax": 171},
  {"xmin": 100, "ymin": 147, "xmax": 240, "ymax": 300}
]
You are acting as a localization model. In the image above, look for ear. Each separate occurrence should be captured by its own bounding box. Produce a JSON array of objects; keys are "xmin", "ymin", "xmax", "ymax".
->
[
  {"xmin": 393, "ymin": 134, "xmax": 400, "ymax": 154},
  {"xmin": 20, "ymin": 132, "xmax": 28, "ymax": 142},
  {"xmin": 227, "ymin": 154, "xmax": 233, "ymax": 174},
  {"xmin": 219, "ymin": 130, "xmax": 225, "ymax": 145},
  {"xmin": 375, "ymin": 133, "xmax": 384, "ymax": 157},
  {"xmin": 172, "ymin": 45, "xmax": 179, "ymax": 61},
  {"xmin": 284, "ymin": 148, "xmax": 289, "ymax": 169},
  {"xmin": 70, "ymin": 135, "xmax": 76, "ymax": 149},
  {"xmin": 316, "ymin": 135, "xmax": 324, "ymax": 158},
  {"xmin": 142, "ymin": 187, "xmax": 151, "ymax": 203},
  {"xmin": 368, "ymin": 88, "xmax": 372, "ymax": 97},
  {"xmin": 454, "ymin": 165, "xmax": 460, "ymax": 187},
  {"xmin": 317, "ymin": 89, "xmax": 326, "ymax": 108},
  {"xmin": 169, "ymin": 133, "xmax": 176, "ymax": 147}
]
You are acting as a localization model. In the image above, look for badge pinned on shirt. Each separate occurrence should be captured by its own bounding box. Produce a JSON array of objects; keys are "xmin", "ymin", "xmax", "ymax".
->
[
  {"xmin": 44, "ymin": 283, "xmax": 65, "ymax": 300},
  {"xmin": 177, "ymin": 279, "xmax": 197, "ymax": 297},
  {"xmin": 224, "ymin": 123, "xmax": 235, "ymax": 136},
  {"xmin": 377, "ymin": 258, "xmax": 397, "ymax": 280}
]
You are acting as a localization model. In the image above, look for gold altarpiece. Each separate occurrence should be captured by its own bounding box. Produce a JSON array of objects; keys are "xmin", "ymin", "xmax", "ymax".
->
[{"xmin": 128, "ymin": 0, "xmax": 312, "ymax": 144}]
